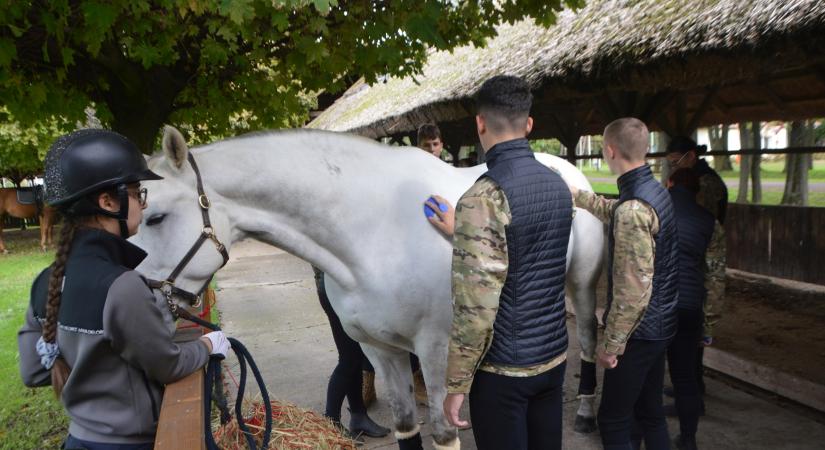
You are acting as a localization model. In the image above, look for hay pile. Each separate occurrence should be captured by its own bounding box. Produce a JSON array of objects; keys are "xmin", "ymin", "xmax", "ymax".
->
[{"xmin": 212, "ymin": 398, "xmax": 357, "ymax": 449}]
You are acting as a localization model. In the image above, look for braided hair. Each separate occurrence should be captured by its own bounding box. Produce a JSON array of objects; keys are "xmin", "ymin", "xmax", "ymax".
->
[{"xmin": 42, "ymin": 216, "xmax": 78, "ymax": 398}]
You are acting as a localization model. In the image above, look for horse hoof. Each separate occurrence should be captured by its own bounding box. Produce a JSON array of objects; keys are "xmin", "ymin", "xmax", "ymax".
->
[{"xmin": 574, "ymin": 415, "xmax": 597, "ymax": 433}]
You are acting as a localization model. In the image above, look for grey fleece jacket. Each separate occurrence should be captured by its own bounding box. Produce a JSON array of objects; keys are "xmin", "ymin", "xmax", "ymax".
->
[{"xmin": 18, "ymin": 228, "xmax": 210, "ymax": 444}]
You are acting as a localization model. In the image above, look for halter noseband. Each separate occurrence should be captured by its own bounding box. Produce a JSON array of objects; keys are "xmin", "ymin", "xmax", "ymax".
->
[{"xmin": 148, "ymin": 153, "xmax": 230, "ymax": 314}]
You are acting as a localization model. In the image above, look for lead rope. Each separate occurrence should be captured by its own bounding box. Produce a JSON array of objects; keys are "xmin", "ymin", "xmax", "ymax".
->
[{"xmin": 173, "ymin": 306, "xmax": 273, "ymax": 450}]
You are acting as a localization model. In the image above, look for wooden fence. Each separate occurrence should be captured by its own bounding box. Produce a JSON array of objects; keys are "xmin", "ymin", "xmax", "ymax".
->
[{"xmin": 725, "ymin": 203, "xmax": 825, "ymax": 285}]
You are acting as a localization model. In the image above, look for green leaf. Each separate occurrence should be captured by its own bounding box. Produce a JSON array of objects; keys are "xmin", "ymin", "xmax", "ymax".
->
[
  {"xmin": 0, "ymin": 38, "xmax": 16, "ymax": 67},
  {"xmin": 29, "ymin": 83, "xmax": 48, "ymax": 107},
  {"xmin": 312, "ymin": 0, "xmax": 333, "ymax": 14},
  {"xmin": 61, "ymin": 47, "xmax": 75, "ymax": 66},
  {"xmin": 82, "ymin": 2, "xmax": 119, "ymax": 33},
  {"xmin": 219, "ymin": 0, "xmax": 255, "ymax": 25}
]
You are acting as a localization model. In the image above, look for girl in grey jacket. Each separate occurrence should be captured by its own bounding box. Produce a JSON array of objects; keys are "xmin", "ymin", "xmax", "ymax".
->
[{"xmin": 17, "ymin": 130, "xmax": 228, "ymax": 449}]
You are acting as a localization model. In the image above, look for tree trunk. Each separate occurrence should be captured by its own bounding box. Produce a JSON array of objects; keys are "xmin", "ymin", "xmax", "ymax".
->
[
  {"xmin": 655, "ymin": 132, "xmax": 671, "ymax": 184},
  {"xmin": 709, "ymin": 124, "xmax": 732, "ymax": 171},
  {"xmin": 736, "ymin": 123, "xmax": 751, "ymax": 203},
  {"xmin": 750, "ymin": 121, "xmax": 762, "ymax": 204},
  {"xmin": 782, "ymin": 121, "xmax": 812, "ymax": 205}
]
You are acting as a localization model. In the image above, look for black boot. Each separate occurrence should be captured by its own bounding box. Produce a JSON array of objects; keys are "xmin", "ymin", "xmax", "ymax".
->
[
  {"xmin": 674, "ymin": 434, "xmax": 698, "ymax": 450},
  {"xmin": 327, "ymin": 417, "xmax": 365, "ymax": 445},
  {"xmin": 349, "ymin": 411, "xmax": 390, "ymax": 438}
]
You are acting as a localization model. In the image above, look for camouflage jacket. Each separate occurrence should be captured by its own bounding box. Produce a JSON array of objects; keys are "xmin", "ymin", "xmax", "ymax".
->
[
  {"xmin": 697, "ymin": 171, "xmax": 727, "ymax": 221},
  {"xmin": 574, "ymin": 190, "xmax": 659, "ymax": 355},
  {"xmin": 445, "ymin": 177, "xmax": 566, "ymax": 394},
  {"xmin": 703, "ymin": 221, "xmax": 726, "ymax": 337}
]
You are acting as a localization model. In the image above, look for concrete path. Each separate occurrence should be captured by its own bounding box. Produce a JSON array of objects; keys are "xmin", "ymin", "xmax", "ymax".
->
[{"xmin": 215, "ymin": 240, "xmax": 825, "ymax": 449}]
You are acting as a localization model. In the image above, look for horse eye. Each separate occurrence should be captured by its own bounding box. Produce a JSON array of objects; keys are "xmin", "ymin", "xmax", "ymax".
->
[{"xmin": 146, "ymin": 214, "xmax": 166, "ymax": 226}]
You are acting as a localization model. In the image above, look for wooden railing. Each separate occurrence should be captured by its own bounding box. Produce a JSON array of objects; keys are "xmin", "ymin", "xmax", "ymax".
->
[{"xmin": 725, "ymin": 203, "xmax": 825, "ymax": 285}]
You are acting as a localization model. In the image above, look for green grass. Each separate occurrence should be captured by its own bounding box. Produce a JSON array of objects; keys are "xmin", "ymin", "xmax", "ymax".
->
[
  {"xmin": 0, "ymin": 228, "xmax": 67, "ymax": 450},
  {"xmin": 589, "ymin": 180, "xmax": 825, "ymax": 206},
  {"xmin": 581, "ymin": 159, "xmax": 825, "ymax": 182},
  {"xmin": 583, "ymin": 160, "xmax": 825, "ymax": 206}
]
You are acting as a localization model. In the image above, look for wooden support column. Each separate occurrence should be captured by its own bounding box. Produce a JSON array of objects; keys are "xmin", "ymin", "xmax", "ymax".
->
[
  {"xmin": 445, "ymin": 135, "xmax": 462, "ymax": 166},
  {"xmin": 548, "ymin": 111, "xmax": 583, "ymax": 164},
  {"xmin": 674, "ymin": 92, "xmax": 688, "ymax": 135}
]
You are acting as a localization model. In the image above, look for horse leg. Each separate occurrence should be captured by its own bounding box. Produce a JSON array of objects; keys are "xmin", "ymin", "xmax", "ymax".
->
[
  {"xmin": 39, "ymin": 215, "xmax": 47, "ymax": 251},
  {"xmin": 0, "ymin": 215, "xmax": 6, "ymax": 253},
  {"xmin": 360, "ymin": 344, "xmax": 422, "ymax": 450},
  {"xmin": 415, "ymin": 337, "xmax": 459, "ymax": 449},
  {"xmin": 568, "ymin": 280, "xmax": 599, "ymax": 433}
]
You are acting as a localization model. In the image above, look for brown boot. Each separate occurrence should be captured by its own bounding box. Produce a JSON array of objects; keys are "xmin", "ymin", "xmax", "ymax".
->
[
  {"xmin": 413, "ymin": 369, "xmax": 428, "ymax": 406},
  {"xmin": 362, "ymin": 370, "xmax": 376, "ymax": 407}
]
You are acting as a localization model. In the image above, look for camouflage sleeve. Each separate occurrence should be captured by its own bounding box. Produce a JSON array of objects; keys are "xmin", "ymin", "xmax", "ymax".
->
[
  {"xmin": 703, "ymin": 220, "xmax": 726, "ymax": 338},
  {"xmin": 697, "ymin": 175, "xmax": 725, "ymax": 219},
  {"xmin": 574, "ymin": 190, "xmax": 617, "ymax": 224},
  {"xmin": 446, "ymin": 178, "xmax": 510, "ymax": 394},
  {"xmin": 603, "ymin": 200, "xmax": 659, "ymax": 355}
]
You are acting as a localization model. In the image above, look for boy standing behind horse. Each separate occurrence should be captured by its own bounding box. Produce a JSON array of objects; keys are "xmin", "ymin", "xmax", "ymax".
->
[{"xmin": 570, "ymin": 118, "xmax": 679, "ymax": 450}]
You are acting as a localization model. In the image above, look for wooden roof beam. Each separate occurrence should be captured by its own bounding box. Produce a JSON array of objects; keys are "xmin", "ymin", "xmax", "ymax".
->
[
  {"xmin": 756, "ymin": 78, "xmax": 788, "ymax": 114},
  {"xmin": 596, "ymin": 93, "xmax": 621, "ymax": 122},
  {"xmin": 686, "ymin": 86, "xmax": 719, "ymax": 133},
  {"xmin": 640, "ymin": 91, "xmax": 676, "ymax": 123},
  {"xmin": 813, "ymin": 65, "xmax": 825, "ymax": 87}
]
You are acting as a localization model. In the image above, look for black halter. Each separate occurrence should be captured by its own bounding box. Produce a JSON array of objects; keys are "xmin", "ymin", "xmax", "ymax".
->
[{"xmin": 147, "ymin": 153, "xmax": 230, "ymax": 312}]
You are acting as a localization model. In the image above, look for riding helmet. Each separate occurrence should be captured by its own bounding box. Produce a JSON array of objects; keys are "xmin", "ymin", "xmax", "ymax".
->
[{"xmin": 44, "ymin": 129, "xmax": 162, "ymax": 207}]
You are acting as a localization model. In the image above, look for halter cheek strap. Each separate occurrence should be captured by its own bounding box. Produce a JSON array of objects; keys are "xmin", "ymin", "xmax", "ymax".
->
[{"xmin": 147, "ymin": 153, "xmax": 230, "ymax": 312}]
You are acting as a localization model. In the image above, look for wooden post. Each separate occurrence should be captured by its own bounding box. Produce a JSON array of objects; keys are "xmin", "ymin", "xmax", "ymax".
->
[
  {"xmin": 154, "ymin": 371, "xmax": 206, "ymax": 450},
  {"xmin": 154, "ymin": 288, "xmax": 215, "ymax": 449}
]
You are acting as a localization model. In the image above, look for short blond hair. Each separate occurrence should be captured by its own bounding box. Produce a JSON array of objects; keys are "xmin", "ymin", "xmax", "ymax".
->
[{"xmin": 603, "ymin": 118, "xmax": 649, "ymax": 162}]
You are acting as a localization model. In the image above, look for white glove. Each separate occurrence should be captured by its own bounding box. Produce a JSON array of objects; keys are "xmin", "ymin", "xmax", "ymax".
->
[{"xmin": 202, "ymin": 331, "xmax": 230, "ymax": 358}]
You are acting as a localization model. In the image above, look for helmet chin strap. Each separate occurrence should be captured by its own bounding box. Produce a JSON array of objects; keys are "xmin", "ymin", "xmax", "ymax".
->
[{"xmin": 115, "ymin": 184, "xmax": 130, "ymax": 239}]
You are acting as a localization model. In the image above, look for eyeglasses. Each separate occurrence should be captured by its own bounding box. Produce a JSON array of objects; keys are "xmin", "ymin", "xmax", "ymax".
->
[
  {"xmin": 128, "ymin": 187, "xmax": 148, "ymax": 207},
  {"xmin": 667, "ymin": 152, "xmax": 689, "ymax": 168}
]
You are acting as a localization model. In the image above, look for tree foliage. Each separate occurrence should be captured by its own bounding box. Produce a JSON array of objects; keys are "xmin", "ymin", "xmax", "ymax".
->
[
  {"xmin": 0, "ymin": 0, "xmax": 582, "ymax": 152},
  {"xmin": 0, "ymin": 108, "xmax": 65, "ymax": 182}
]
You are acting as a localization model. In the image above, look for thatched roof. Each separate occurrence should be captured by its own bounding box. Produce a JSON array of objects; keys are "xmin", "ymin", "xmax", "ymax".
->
[{"xmin": 309, "ymin": 0, "xmax": 825, "ymax": 146}]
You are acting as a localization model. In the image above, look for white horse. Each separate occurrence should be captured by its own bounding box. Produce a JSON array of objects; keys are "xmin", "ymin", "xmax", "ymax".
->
[{"xmin": 132, "ymin": 126, "xmax": 603, "ymax": 449}]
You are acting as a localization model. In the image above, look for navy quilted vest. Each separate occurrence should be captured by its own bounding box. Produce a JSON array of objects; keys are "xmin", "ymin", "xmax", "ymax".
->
[
  {"xmin": 480, "ymin": 139, "xmax": 572, "ymax": 367},
  {"xmin": 670, "ymin": 186, "xmax": 715, "ymax": 311},
  {"xmin": 606, "ymin": 165, "xmax": 678, "ymax": 341}
]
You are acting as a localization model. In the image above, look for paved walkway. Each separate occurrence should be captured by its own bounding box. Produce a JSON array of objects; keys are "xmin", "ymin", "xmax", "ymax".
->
[{"xmin": 215, "ymin": 240, "xmax": 825, "ymax": 449}]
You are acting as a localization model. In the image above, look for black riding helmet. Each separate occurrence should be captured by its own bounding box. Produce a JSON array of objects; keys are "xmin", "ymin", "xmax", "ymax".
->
[{"xmin": 44, "ymin": 129, "xmax": 162, "ymax": 238}]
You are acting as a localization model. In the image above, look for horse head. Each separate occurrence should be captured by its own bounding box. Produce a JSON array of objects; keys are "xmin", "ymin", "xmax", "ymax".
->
[{"xmin": 132, "ymin": 126, "xmax": 233, "ymax": 300}]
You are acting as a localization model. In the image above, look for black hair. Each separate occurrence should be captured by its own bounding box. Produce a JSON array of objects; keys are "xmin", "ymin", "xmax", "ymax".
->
[
  {"xmin": 417, "ymin": 124, "xmax": 442, "ymax": 143},
  {"xmin": 475, "ymin": 75, "xmax": 532, "ymax": 133},
  {"xmin": 667, "ymin": 136, "xmax": 707, "ymax": 155}
]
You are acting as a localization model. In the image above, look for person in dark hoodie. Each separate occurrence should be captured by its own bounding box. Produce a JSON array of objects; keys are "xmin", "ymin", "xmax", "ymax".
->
[
  {"xmin": 666, "ymin": 169, "xmax": 726, "ymax": 450},
  {"xmin": 665, "ymin": 136, "xmax": 728, "ymax": 409},
  {"xmin": 18, "ymin": 129, "xmax": 227, "ymax": 450}
]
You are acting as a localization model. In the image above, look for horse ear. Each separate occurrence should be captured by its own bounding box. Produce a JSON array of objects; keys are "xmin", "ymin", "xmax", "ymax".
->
[{"xmin": 162, "ymin": 125, "xmax": 189, "ymax": 169}]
